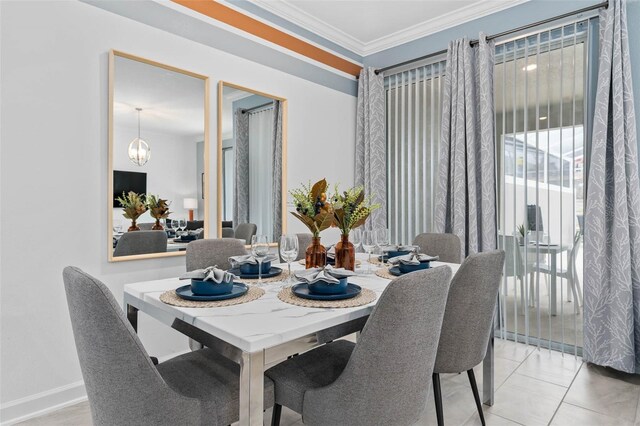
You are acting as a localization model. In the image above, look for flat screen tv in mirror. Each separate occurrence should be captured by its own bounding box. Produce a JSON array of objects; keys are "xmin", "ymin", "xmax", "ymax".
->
[
  {"xmin": 109, "ymin": 50, "xmax": 209, "ymax": 262},
  {"xmin": 113, "ymin": 171, "xmax": 147, "ymax": 207}
]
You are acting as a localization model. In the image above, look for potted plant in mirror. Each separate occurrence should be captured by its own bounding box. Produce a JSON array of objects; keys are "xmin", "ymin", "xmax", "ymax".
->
[
  {"xmin": 331, "ymin": 185, "xmax": 380, "ymax": 271},
  {"xmin": 290, "ymin": 179, "xmax": 334, "ymax": 268},
  {"xmin": 146, "ymin": 195, "xmax": 172, "ymax": 230},
  {"xmin": 115, "ymin": 191, "xmax": 147, "ymax": 231}
]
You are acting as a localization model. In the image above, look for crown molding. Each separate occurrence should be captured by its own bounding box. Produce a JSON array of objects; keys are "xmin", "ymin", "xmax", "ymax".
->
[{"xmin": 248, "ymin": 0, "xmax": 529, "ymax": 57}]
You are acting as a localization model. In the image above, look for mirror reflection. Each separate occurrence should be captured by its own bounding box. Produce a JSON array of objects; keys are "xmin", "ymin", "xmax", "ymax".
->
[
  {"xmin": 219, "ymin": 83, "xmax": 285, "ymax": 243},
  {"xmin": 110, "ymin": 51, "xmax": 208, "ymax": 260}
]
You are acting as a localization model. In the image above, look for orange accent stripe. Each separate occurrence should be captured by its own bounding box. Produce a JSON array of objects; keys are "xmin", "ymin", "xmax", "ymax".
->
[{"xmin": 172, "ymin": 0, "xmax": 362, "ymax": 76}]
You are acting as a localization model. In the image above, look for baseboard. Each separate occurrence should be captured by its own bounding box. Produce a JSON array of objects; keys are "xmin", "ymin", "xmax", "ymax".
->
[
  {"xmin": 0, "ymin": 381, "xmax": 87, "ymax": 425},
  {"xmin": 0, "ymin": 349, "xmax": 190, "ymax": 425}
]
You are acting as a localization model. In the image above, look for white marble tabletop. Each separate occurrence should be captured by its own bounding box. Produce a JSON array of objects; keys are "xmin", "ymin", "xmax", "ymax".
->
[{"xmin": 124, "ymin": 255, "xmax": 459, "ymax": 353}]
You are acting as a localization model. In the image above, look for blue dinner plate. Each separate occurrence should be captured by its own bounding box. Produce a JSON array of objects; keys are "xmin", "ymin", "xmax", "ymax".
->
[
  {"xmin": 388, "ymin": 266, "xmax": 404, "ymax": 276},
  {"xmin": 228, "ymin": 267, "xmax": 282, "ymax": 279},
  {"xmin": 291, "ymin": 283, "xmax": 362, "ymax": 301},
  {"xmin": 175, "ymin": 283, "xmax": 248, "ymax": 301}
]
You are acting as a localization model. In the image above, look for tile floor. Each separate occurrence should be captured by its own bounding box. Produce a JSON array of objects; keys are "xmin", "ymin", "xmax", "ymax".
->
[{"xmin": 17, "ymin": 339, "xmax": 640, "ymax": 426}]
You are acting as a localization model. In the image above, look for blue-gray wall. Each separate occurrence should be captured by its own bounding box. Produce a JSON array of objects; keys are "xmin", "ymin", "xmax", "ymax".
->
[{"xmin": 365, "ymin": 0, "xmax": 640, "ymax": 171}]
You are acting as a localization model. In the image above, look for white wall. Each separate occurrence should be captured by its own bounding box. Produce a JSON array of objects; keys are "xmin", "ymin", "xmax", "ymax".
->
[
  {"xmin": 112, "ymin": 126, "xmax": 199, "ymax": 227},
  {"xmin": 0, "ymin": 1, "xmax": 356, "ymax": 421}
]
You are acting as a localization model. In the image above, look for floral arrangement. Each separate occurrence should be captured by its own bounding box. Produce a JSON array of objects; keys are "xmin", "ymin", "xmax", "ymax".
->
[
  {"xmin": 290, "ymin": 179, "xmax": 334, "ymax": 237},
  {"xmin": 115, "ymin": 191, "xmax": 147, "ymax": 222},
  {"xmin": 331, "ymin": 185, "xmax": 379, "ymax": 236},
  {"xmin": 146, "ymin": 195, "xmax": 172, "ymax": 220}
]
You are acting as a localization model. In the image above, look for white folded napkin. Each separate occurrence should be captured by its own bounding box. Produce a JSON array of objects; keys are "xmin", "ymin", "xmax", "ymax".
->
[
  {"xmin": 381, "ymin": 245, "xmax": 420, "ymax": 253},
  {"xmin": 294, "ymin": 265, "xmax": 357, "ymax": 284},
  {"xmin": 388, "ymin": 253, "xmax": 439, "ymax": 265},
  {"xmin": 326, "ymin": 245, "xmax": 335, "ymax": 259},
  {"xmin": 228, "ymin": 254, "xmax": 278, "ymax": 268},
  {"xmin": 180, "ymin": 266, "xmax": 236, "ymax": 283}
]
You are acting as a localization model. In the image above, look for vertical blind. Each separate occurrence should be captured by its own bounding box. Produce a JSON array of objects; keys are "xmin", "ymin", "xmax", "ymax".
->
[
  {"xmin": 385, "ymin": 61, "xmax": 446, "ymax": 245},
  {"xmin": 384, "ymin": 18, "xmax": 591, "ymax": 355}
]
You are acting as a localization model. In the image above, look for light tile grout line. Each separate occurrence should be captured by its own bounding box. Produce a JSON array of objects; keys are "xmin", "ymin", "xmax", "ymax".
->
[{"xmin": 547, "ymin": 357, "xmax": 585, "ymax": 425}]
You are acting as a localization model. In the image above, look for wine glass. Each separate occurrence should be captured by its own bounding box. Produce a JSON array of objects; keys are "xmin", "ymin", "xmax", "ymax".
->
[
  {"xmin": 350, "ymin": 228, "xmax": 362, "ymax": 253},
  {"xmin": 279, "ymin": 234, "xmax": 299, "ymax": 284},
  {"xmin": 362, "ymin": 230, "xmax": 378, "ymax": 273},
  {"xmin": 179, "ymin": 219, "xmax": 187, "ymax": 235},
  {"xmin": 376, "ymin": 228, "xmax": 390, "ymax": 265},
  {"xmin": 251, "ymin": 235, "xmax": 270, "ymax": 285},
  {"xmin": 171, "ymin": 219, "xmax": 180, "ymax": 237}
]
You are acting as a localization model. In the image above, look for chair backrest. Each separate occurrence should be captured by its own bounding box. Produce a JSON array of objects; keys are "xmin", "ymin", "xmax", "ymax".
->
[
  {"xmin": 113, "ymin": 231, "xmax": 167, "ymax": 257},
  {"xmin": 137, "ymin": 222, "xmax": 155, "ymax": 230},
  {"xmin": 413, "ymin": 233, "xmax": 462, "ymax": 263},
  {"xmin": 434, "ymin": 250, "xmax": 505, "ymax": 374},
  {"xmin": 186, "ymin": 220, "xmax": 204, "ymax": 231},
  {"xmin": 498, "ymin": 234, "xmax": 525, "ymax": 278},
  {"xmin": 278, "ymin": 233, "xmax": 313, "ymax": 262},
  {"xmin": 62, "ymin": 267, "xmax": 197, "ymax": 425},
  {"xmin": 568, "ymin": 232, "xmax": 582, "ymax": 281},
  {"xmin": 221, "ymin": 228, "xmax": 235, "ymax": 238},
  {"xmin": 185, "ymin": 238, "xmax": 248, "ymax": 271},
  {"xmin": 235, "ymin": 223, "xmax": 257, "ymax": 244},
  {"xmin": 303, "ymin": 266, "xmax": 452, "ymax": 426}
]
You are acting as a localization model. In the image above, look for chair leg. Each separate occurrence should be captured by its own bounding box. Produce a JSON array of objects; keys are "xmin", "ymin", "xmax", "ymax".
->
[
  {"xmin": 271, "ymin": 404, "xmax": 282, "ymax": 426},
  {"xmin": 433, "ymin": 373, "xmax": 444, "ymax": 426},
  {"xmin": 467, "ymin": 369, "xmax": 485, "ymax": 426}
]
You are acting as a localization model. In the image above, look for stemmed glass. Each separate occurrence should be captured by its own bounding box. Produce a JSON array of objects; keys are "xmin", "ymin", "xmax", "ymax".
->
[
  {"xmin": 376, "ymin": 228, "xmax": 390, "ymax": 265},
  {"xmin": 179, "ymin": 219, "xmax": 187, "ymax": 235},
  {"xmin": 279, "ymin": 234, "xmax": 299, "ymax": 284},
  {"xmin": 362, "ymin": 230, "xmax": 378, "ymax": 274},
  {"xmin": 350, "ymin": 228, "xmax": 362, "ymax": 253},
  {"xmin": 171, "ymin": 219, "xmax": 180, "ymax": 238},
  {"xmin": 251, "ymin": 235, "xmax": 270, "ymax": 285}
]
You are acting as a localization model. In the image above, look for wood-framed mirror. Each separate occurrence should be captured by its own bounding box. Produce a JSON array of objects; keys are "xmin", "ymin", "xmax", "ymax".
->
[
  {"xmin": 108, "ymin": 50, "xmax": 210, "ymax": 262},
  {"xmin": 217, "ymin": 81, "xmax": 287, "ymax": 245}
]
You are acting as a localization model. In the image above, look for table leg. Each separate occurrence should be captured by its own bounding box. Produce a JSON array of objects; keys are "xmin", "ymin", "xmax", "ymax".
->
[
  {"xmin": 551, "ymin": 255, "xmax": 557, "ymax": 316},
  {"xmin": 239, "ymin": 350, "xmax": 265, "ymax": 426},
  {"xmin": 126, "ymin": 304, "xmax": 138, "ymax": 332},
  {"xmin": 483, "ymin": 328, "xmax": 494, "ymax": 406}
]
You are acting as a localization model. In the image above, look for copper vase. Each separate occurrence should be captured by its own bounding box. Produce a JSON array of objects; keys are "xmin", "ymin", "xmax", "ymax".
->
[
  {"xmin": 334, "ymin": 234, "xmax": 356, "ymax": 271},
  {"xmin": 128, "ymin": 220, "xmax": 140, "ymax": 232},
  {"xmin": 305, "ymin": 237, "xmax": 327, "ymax": 269},
  {"xmin": 152, "ymin": 219, "xmax": 164, "ymax": 230}
]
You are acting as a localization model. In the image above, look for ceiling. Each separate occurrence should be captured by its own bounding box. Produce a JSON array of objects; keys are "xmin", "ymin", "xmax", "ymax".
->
[
  {"xmin": 113, "ymin": 55, "xmax": 206, "ymax": 140},
  {"xmin": 247, "ymin": 0, "xmax": 529, "ymax": 56}
]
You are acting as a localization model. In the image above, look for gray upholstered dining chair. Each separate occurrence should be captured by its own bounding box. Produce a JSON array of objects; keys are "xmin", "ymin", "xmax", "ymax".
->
[
  {"xmin": 278, "ymin": 233, "xmax": 313, "ymax": 262},
  {"xmin": 186, "ymin": 238, "xmax": 247, "ymax": 271},
  {"xmin": 222, "ymin": 228, "xmax": 235, "ymax": 238},
  {"xmin": 413, "ymin": 233, "xmax": 463, "ymax": 263},
  {"xmin": 235, "ymin": 223, "xmax": 257, "ymax": 244},
  {"xmin": 266, "ymin": 266, "xmax": 453, "ymax": 426},
  {"xmin": 63, "ymin": 266, "xmax": 274, "ymax": 426},
  {"xmin": 113, "ymin": 230, "xmax": 167, "ymax": 257},
  {"xmin": 432, "ymin": 250, "xmax": 505, "ymax": 426}
]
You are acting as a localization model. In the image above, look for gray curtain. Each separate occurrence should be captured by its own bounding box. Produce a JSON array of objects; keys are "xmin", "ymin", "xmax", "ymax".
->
[
  {"xmin": 233, "ymin": 109, "xmax": 250, "ymax": 227},
  {"xmin": 434, "ymin": 34, "xmax": 497, "ymax": 257},
  {"xmin": 584, "ymin": 0, "xmax": 640, "ymax": 373},
  {"xmin": 355, "ymin": 67, "xmax": 387, "ymax": 230},
  {"xmin": 272, "ymin": 101, "xmax": 283, "ymax": 240}
]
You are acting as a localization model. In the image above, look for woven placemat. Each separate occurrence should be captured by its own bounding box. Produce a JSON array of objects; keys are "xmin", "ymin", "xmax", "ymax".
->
[
  {"xmin": 375, "ymin": 268, "xmax": 397, "ymax": 280},
  {"xmin": 160, "ymin": 285, "xmax": 265, "ymax": 308},
  {"xmin": 297, "ymin": 259, "xmax": 362, "ymax": 266},
  {"xmin": 236, "ymin": 270, "xmax": 291, "ymax": 284},
  {"xmin": 277, "ymin": 286, "xmax": 377, "ymax": 308}
]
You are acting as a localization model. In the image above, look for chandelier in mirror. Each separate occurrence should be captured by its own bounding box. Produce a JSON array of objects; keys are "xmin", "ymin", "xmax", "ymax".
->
[{"xmin": 128, "ymin": 107, "xmax": 150, "ymax": 166}]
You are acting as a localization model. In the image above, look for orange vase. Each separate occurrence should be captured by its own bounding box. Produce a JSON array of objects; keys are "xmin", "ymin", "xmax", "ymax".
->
[
  {"xmin": 334, "ymin": 234, "xmax": 356, "ymax": 271},
  {"xmin": 152, "ymin": 219, "xmax": 164, "ymax": 230},
  {"xmin": 305, "ymin": 237, "xmax": 327, "ymax": 269},
  {"xmin": 128, "ymin": 220, "xmax": 140, "ymax": 232}
]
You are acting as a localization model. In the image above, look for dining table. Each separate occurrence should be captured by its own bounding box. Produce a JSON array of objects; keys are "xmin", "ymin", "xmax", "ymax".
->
[{"xmin": 123, "ymin": 253, "xmax": 494, "ymax": 426}]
